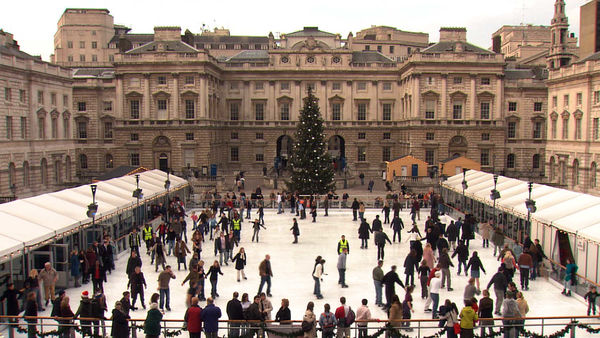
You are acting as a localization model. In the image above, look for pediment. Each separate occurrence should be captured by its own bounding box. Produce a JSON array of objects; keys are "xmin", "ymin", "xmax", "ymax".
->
[
  {"xmin": 328, "ymin": 94, "xmax": 345, "ymax": 102},
  {"xmin": 277, "ymin": 95, "xmax": 294, "ymax": 102},
  {"xmin": 449, "ymin": 90, "xmax": 467, "ymax": 98},
  {"xmin": 181, "ymin": 90, "xmax": 199, "ymax": 97},
  {"xmin": 506, "ymin": 114, "xmax": 521, "ymax": 122},
  {"xmin": 36, "ymin": 108, "xmax": 47, "ymax": 117},
  {"xmin": 573, "ymin": 109, "xmax": 583, "ymax": 119},
  {"xmin": 152, "ymin": 90, "xmax": 171, "ymax": 97},
  {"xmin": 561, "ymin": 110, "xmax": 570, "ymax": 119},
  {"xmin": 125, "ymin": 90, "xmax": 143, "ymax": 97},
  {"xmin": 549, "ymin": 111, "xmax": 558, "ymax": 120},
  {"xmin": 49, "ymin": 109, "xmax": 60, "ymax": 119},
  {"xmin": 422, "ymin": 90, "xmax": 439, "ymax": 98},
  {"xmin": 74, "ymin": 114, "xmax": 90, "ymax": 122},
  {"xmin": 477, "ymin": 91, "xmax": 495, "ymax": 98},
  {"xmin": 100, "ymin": 114, "xmax": 115, "ymax": 121}
]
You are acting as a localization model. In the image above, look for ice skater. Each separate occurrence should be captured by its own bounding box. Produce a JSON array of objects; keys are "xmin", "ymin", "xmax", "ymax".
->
[
  {"xmin": 252, "ymin": 219, "xmax": 267, "ymax": 242},
  {"xmin": 290, "ymin": 218, "xmax": 300, "ymax": 244}
]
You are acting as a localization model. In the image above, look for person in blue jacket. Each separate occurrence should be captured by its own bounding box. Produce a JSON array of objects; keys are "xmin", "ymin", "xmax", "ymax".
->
[
  {"xmin": 202, "ymin": 297, "xmax": 222, "ymax": 338},
  {"xmin": 562, "ymin": 259, "xmax": 578, "ymax": 297}
]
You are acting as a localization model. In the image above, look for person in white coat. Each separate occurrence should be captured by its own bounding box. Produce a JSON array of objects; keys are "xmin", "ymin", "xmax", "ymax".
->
[
  {"xmin": 356, "ymin": 299, "xmax": 372, "ymax": 338},
  {"xmin": 313, "ymin": 258, "xmax": 325, "ymax": 299}
]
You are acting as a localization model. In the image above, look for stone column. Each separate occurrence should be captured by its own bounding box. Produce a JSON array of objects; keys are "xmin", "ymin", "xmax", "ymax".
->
[
  {"xmin": 413, "ymin": 75, "xmax": 420, "ymax": 118},
  {"xmin": 172, "ymin": 73, "xmax": 179, "ymax": 119},
  {"xmin": 441, "ymin": 74, "xmax": 447, "ymax": 119},
  {"xmin": 200, "ymin": 74, "xmax": 208, "ymax": 118},
  {"xmin": 116, "ymin": 74, "xmax": 124, "ymax": 118},
  {"xmin": 495, "ymin": 75, "xmax": 503, "ymax": 121},
  {"xmin": 143, "ymin": 73, "xmax": 151, "ymax": 119},
  {"xmin": 470, "ymin": 74, "xmax": 476, "ymax": 120}
]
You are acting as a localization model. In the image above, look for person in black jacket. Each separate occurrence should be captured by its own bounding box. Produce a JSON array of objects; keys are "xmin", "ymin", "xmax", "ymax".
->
[
  {"xmin": 245, "ymin": 295, "xmax": 264, "ymax": 335},
  {"xmin": 290, "ymin": 218, "xmax": 300, "ymax": 244},
  {"xmin": 1, "ymin": 283, "xmax": 22, "ymax": 328},
  {"xmin": 358, "ymin": 220, "xmax": 372, "ymax": 249},
  {"xmin": 351, "ymin": 198, "xmax": 360, "ymax": 221},
  {"xmin": 126, "ymin": 251, "xmax": 142, "ymax": 277},
  {"xmin": 390, "ymin": 216, "xmax": 404, "ymax": 242},
  {"xmin": 403, "ymin": 250, "xmax": 418, "ymax": 287},
  {"xmin": 374, "ymin": 230, "xmax": 392, "ymax": 260},
  {"xmin": 91, "ymin": 260, "xmax": 107, "ymax": 294},
  {"xmin": 372, "ymin": 215, "xmax": 383, "ymax": 232},
  {"xmin": 75, "ymin": 291, "xmax": 93, "ymax": 336},
  {"xmin": 451, "ymin": 240, "xmax": 469, "ymax": 276},
  {"xmin": 445, "ymin": 221, "xmax": 459, "ymax": 250},
  {"xmin": 275, "ymin": 298, "xmax": 291, "ymax": 322},
  {"xmin": 486, "ymin": 266, "xmax": 508, "ymax": 315},
  {"xmin": 232, "ymin": 248, "xmax": 247, "ymax": 282},
  {"xmin": 207, "ymin": 260, "xmax": 224, "ymax": 298},
  {"xmin": 382, "ymin": 265, "xmax": 405, "ymax": 310},
  {"xmin": 436, "ymin": 234, "xmax": 449, "ymax": 256},
  {"xmin": 120, "ymin": 291, "xmax": 132, "ymax": 317},
  {"xmin": 128, "ymin": 266, "xmax": 147, "ymax": 310},
  {"xmin": 24, "ymin": 291, "xmax": 38, "ymax": 338},
  {"xmin": 227, "ymin": 292, "xmax": 244, "ymax": 337},
  {"xmin": 110, "ymin": 301, "xmax": 129, "ymax": 338},
  {"xmin": 466, "ymin": 251, "xmax": 486, "ymax": 290},
  {"xmin": 382, "ymin": 202, "xmax": 391, "ymax": 224}
]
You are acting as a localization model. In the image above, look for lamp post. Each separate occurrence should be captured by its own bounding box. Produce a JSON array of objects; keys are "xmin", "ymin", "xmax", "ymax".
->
[
  {"xmin": 525, "ymin": 181, "xmax": 537, "ymax": 242},
  {"xmin": 133, "ymin": 174, "xmax": 143, "ymax": 226},
  {"xmin": 490, "ymin": 174, "xmax": 500, "ymax": 225},
  {"xmin": 87, "ymin": 184, "xmax": 98, "ymax": 241},
  {"xmin": 164, "ymin": 171, "xmax": 171, "ymax": 223},
  {"xmin": 461, "ymin": 169, "xmax": 468, "ymax": 211}
]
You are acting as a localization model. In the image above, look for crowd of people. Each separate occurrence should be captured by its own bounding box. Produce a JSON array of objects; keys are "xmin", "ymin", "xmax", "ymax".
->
[{"xmin": 3, "ymin": 187, "xmax": 597, "ymax": 338}]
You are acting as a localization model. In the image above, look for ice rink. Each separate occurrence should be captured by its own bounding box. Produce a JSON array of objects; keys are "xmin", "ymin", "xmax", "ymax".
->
[{"xmin": 16, "ymin": 207, "xmax": 599, "ymax": 337}]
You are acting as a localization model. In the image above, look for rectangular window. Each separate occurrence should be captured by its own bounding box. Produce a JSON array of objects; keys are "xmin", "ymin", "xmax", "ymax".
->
[
  {"xmin": 104, "ymin": 122, "xmax": 113, "ymax": 139},
  {"xmin": 508, "ymin": 102, "xmax": 517, "ymax": 112},
  {"xmin": 103, "ymin": 101, "xmax": 112, "ymax": 111},
  {"xmin": 157, "ymin": 99, "xmax": 167, "ymax": 110},
  {"xmin": 280, "ymin": 82, "xmax": 290, "ymax": 91},
  {"xmin": 358, "ymin": 147, "xmax": 366, "ymax": 162},
  {"xmin": 382, "ymin": 103, "xmax": 392, "ymax": 121},
  {"xmin": 389, "ymin": 46, "xmax": 395, "ymax": 53},
  {"xmin": 255, "ymin": 102, "xmax": 264, "ymax": 120},
  {"xmin": 19, "ymin": 89, "xmax": 26, "ymax": 103},
  {"xmin": 383, "ymin": 82, "xmax": 392, "ymax": 91},
  {"xmin": 480, "ymin": 102, "xmax": 490, "ymax": 119},
  {"xmin": 185, "ymin": 100, "xmax": 195, "ymax": 119},
  {"xmin": 357, "ymin": 82, "xmax": 367, "ymax": 91},
  {"xmin": 382, "ymin": 147, "xmax": 391, "ymax": 161},
  {"xmin": 91, "ymin": 55, "xmax": 97, "ymax": 62},
  {"xmin": 158, "ymin": 76, "xmax": 167, "ymax": 85},
  {"xmin": 425, "ymin": 150, "xmax": 435, "ymax": 164},
  {"xmin": 564, "ymin": 94, "xmax": 569, "ymax": 107},
  {"xmin": 280, "ymin": 102, "xmax": 290, "ymax": 120},
  {"xmin": 426, "ymin": 132, "xmax": 434, "ymax": 140},
  {"xmin": 186, "ymin": 133, "xmax": 194, "ymax": 141},
  {"xmin": 594, "ymin": 118, "xmax": 599, "ymax": 140},
  {"xmin": 453, "ymin": 77, "xmax": 463, "ymax": 84},
  {"xmin": 51, "ymin": 118, "xmax": 58, "ymax": 139},
  {"xmin": 231, "ymin": 132, "xmax": 238, "ymax": 140},
  {"xmin": 427, "ymin": 77, "xmax": 434, "ymax": 85},
  {"xmin": 130, "ymin": 100, "xmax": 140, "ymax": 119},
  {"xmin": 383, "ymin": 132, "xmax": 391, "ymax": 140},
  {"xmin": 79, "ymin": 54, "xmax": 85, "ymax": 62},
  {"xmin": 552, "ymin": 119, "xmax": 557, "ymax": 139},
  {"xmin": 130, "ymin": 133, "xmax": 139, "ymax": 141},
  {"xmin": 577, "ymin": 92, "xmax": 583, "ymax": 106},
  {"xmin": 595, "ymin": 91, "xmax": 600, "ymax": 104},
  {"xmin": 63, "ymin": 94, "xmax": 68, "ymax": 107},
  {"xmin": 6, "ymin": 116, "xmax": 12, "ymax": 139},
  {"xmin": 357, "ymin": 103, "xmax": 367, "ymax": 120},
  {"xmin": 38, "ymin": 118, "xmax": 45, "ymax": 139},
  {"xmin": 91, "ymin": 41, "xmax": 97, "ymax": 49},
  {"xmin": 4, "ymin": 88, "xmax": 11, "ymax": 101},
  {"xmin": 67, "ymin": 41, "xmax": 73, "ymax": 48},
  {"xmin": 255, "ymin": 82, "xmax": 264, "ymax": 91},
  {"xmin": 332, "ymin": 103, "xmax": 341, "ymax": 121},
  {"xmin": 358, "ymin": 132, "xmax": 366, "ymax": 139},
  {"xmin": 37, "ymin": 90, "xmax": 44, "ymax": 104},
  {"xmin": 507, "ymin": 121, "xmax": 516, "ymax": 138},
  {"xmin": 20, "ymin": 117, "xmax": 26, "ymax": 139},
  {"xmin": 425, "ymin": 100, "xmax": 435, "ymax": 119},
  {"xmin": 77, "ymin": 122, "xmax": 87, "ymax": 139},
  {"xmin": 533, "ymin": 121, "xmax": 542, "ymax": 139},
  {"xmin": 481, "ymin": 133, "xmax": 490, "ymax": 141},
  {"xmin": 79, "ymin": 41, "xmax": 85, "ymax": 48},
  {"xmin": 185, "ymin": 76, "xmax": 195, "ymax": 85},
  {"xmin": 78, "ymin": 101, "xmax": 86, "ymax": 112},
  {"xmin": 452, "ymin": 104, "xmax": 462, "ymax": 119},
  {"xmin": 230, "ymin": 102, "xmax": 239, "ymax": 120},
  {"xmin": 230, "ymin": 147, "xmax": 239, "ymax": 162},
  {"xmin": 332, "ymin": 82, "xmax": 341, "ymax": 91},
  {"xmin": 229, "ymin": 82, "xmax": 239, "ymax": 90},
  {"xmin": 576, "ymin": 119, "xmax": 582, "ymax": 140},
  {"xmin": 255, "ymin": 153, "xmax": 264, "ymax": 162},
  {"xmin": 365, "ymin": 45, "xmax": 370, "ymax": 51},
  {"xmin": 480, "ymin": 149, "xmax": 490, "ymax": 166},
  {"xmin": 68, "ymin": 55, "xmax": 73, "ymax": 62},
  {"xmin": 377, "ymin": 45, "xmax": 382, "ymax": 52},
  {"xmin": 62, "ymin": 118, "xmax": 69, "ymax": 138},
  {"xmin": 534, "ymin": 102, "xmax": 543, "ymax": 112},
  {"xmin": 552, "ymin": 96, "xmax": 558, "ymax": 107},
  {"xmin": 255, "ymin": 132, "xmax": 264, "ymax": 140},
  {"xmin": 481, "ymin": 77, "xmax": 490, "ymax": 85},
  {"xmin": 130, "ymin": 153, "xmax": 140, "ymax": 166},
  {"xmin": 562, "ymin": 119, "xmax": 569, "ymax": 139},
  {"xmin": 50, "ymin": 93, "xmax": 56, "ymax": 106}
]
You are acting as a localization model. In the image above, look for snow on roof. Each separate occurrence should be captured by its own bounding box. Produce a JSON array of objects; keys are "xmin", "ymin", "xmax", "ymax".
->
[
  {"xmin": 441, "ymin": 170, "xmax": 600, "ymax": 243},
  {"xmin": 0, "ymin": 169, "xmax": 188, "ymax": 261}
]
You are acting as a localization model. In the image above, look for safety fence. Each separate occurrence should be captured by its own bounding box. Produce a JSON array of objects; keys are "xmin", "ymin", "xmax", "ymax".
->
[{"xmin": 2, "ymin": 315, "xmax": 600, "ymax": 338}]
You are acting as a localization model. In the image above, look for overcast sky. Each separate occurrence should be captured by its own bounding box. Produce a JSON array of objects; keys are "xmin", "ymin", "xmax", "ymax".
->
[{"xmin": 0, "ymin": 0, "xmax": 592, "ymax": 61}]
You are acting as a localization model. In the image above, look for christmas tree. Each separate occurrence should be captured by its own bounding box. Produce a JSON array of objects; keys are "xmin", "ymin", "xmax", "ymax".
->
[{"xmin": 288, "ymin": 88, "xmax": 335, "ymax": 194}]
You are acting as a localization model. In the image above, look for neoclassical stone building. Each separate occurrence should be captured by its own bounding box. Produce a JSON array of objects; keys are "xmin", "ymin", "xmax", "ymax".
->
[{"xmin": 0, "ymin": 30, "xmax": 76, "ymax": 198}]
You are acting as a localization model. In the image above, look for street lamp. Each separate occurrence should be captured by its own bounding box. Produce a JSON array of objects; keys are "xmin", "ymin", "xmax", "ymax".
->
[
  {"xmin": 87, "ymin": 185, "xmax": 98, "ymax": 240},
  {"xmin": 490, "ymin": 174, "xmax": 501, "ymax": 224},
  {"xmin": 164, "ymin": 171, "xmax": 171, "ymax": 222},
  {"xmin": 461, "ymin": 169, "xmax": 468, "ymax": 211},
  {"xmin": 132, "ymin": 174, "xmax": 143, "ymax": 226},
  {"xmin": 525, "ymin": 181, "xmax": 537, "ymax": 242}
]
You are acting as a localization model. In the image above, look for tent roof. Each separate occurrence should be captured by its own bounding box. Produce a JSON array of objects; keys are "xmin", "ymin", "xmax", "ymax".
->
[
  {"xmin": 0, "ymin": 170, "xmax": 188, "ymax": 262},
  {"xmin": 441, "ymin": 170, "xmax": 600, "ymax": 243}
]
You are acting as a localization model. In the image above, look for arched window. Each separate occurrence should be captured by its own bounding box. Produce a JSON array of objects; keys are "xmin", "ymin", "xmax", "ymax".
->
[
  {"xmin": 40, "ymin": 158, "xmax": 48, "ymax": 186},
  {"xmin": 65, "ymin": 156, "xmax": 71, "ymax": 181},
  {"xmin": 591, "ymin": 162, "xmax": 598, "ymax": 188},
  {"xmin": 532, "ymin": 154, "xmax": 540, "ymax": 169},
  {"xmin": 22, "ymin": 161, "xmax": 30, "ymax": 188},
  {"xmin": 8, "ymin": 163, "xmax": 16, "ymax": 190},
  {"xmin": 79, "ymin": 154, "xmax": 88, "ymax": 169},
  {"xmin": 549, "ymin": 156, "xmax": 556, "ymax": 182},
  {"xmin": 507, "ymin": 153, "xmax": 516, "ymax": 169},
  {"xmin": 573, "ymin": 159, "xmax": 580, "ymax": 186},
  {"xmin": 105, "ymin": 154, "xmax": 114, "ymax": 169}
]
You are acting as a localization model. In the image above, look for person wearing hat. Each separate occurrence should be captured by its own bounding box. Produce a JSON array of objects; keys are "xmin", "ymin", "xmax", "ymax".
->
[
  {"xmin": 110, "ymin": 301, "xmax": 129, "ymax": 338},
  {"xmin": 74, "ymin": 291, "xmax": 93, "ymax": 336}
]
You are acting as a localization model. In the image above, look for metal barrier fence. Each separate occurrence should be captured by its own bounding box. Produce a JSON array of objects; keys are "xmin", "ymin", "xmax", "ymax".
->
[{"xmin": 3, "ymin": 315, "xmax": 599, "ymax": 338}]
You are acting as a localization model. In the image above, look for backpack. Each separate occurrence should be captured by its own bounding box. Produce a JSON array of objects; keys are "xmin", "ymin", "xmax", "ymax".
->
[
  {"xmin": 321, "ymin": 312, "xmax": 335, "ymax": 332},
  {"xmin": 346, "ymin": 308, "xmax": 356, "ymax": 326},
  {"xmin": 301, "ymin": 319, "xmax": 314, "ymax": 333}
]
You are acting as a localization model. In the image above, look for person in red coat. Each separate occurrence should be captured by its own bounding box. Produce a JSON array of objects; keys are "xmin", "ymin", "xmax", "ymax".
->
[{"xmin": 184, "ymin": 297, "xmax": 203, "ymax": 338}]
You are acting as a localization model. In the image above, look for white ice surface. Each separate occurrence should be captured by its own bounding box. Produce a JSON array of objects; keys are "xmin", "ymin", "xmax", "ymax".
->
[{"xmin": 13, "ymin": 208, "xmax": 599, "ymax": 337}]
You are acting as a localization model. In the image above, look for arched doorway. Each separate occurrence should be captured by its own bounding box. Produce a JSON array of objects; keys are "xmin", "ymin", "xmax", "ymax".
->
[
  {"xmin": 448, "ymin": 135, "xmax": 468, "ymax": 157},
  {"xmin": 328, "ymin": 135, "xmax": 345, "ymax": 159},
  {"xmin": 276, "ymin": 135, "xmax": 293, "ymax": 170},
  {"xmin": 152, "ymin": 136, "xmax": 171, "ymax": 173}
]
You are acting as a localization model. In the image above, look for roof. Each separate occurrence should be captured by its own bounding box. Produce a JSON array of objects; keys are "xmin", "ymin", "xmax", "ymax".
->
[
  {"xmin": 72, "ymin": 68, "xmax": 115, "ymax": 79},
  {"xmin": 125, "ymin": 40, "xmax": 198, "ymax": 54},
  {"xmin": 388, "ymin": 155, "xmax": 428, "ymax": 163},
  {"xmin": 109, "ymin": 34, "xmax": 153, "ymax": 45},
  {"xmin": 285, "ymin": 27, "xmax": 336, "ymax": 38},
  {"xmin": 94, "ymin": 166, "xmax": 147, "ymax": 181},
  {"xmin": 0, "ymin": 45, "xmax": 41, "ymax": 61},
  {"xmin": 351, "ymin": 51, "xmax": 395, "ymax": 63},
  {"xmin": 422, "ymin": 41, "xmax": 494, "ymax": 54},
  {"xmin": 504, "ymin": 68, "xmax": 547, "ymax": 81},
  {"xmin": 0, "ymin": 169, "xmax": 188, "ymax": 263},
  {"xmin": 441, "ymin": 170, "xmax": 600, "ymax": 244},
  {"xmin": 440, "ymin": 154, "xmax": 464, "ymax": 163},
  {"xmin": 225, "ymin": 50, "xmax": 269, "ymax": 62},
  {"xmin": 110, "ymin": 33, "xmax": 268, "ymax": 46},
  {"xmin": 577, "ymin": 50, "xmax": 600, "ymax": 63}
]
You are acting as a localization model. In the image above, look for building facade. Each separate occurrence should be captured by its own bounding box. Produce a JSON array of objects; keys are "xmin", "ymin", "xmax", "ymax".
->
[{"xmin": 0, "ymin": 30, "xmax": 75, "ymax": 198}]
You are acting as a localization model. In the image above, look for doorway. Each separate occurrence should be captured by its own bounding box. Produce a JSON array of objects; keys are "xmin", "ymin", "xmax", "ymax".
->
[{"xmin": 159, "ymin": 153, "xmax": 169, "ymax": 172}]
